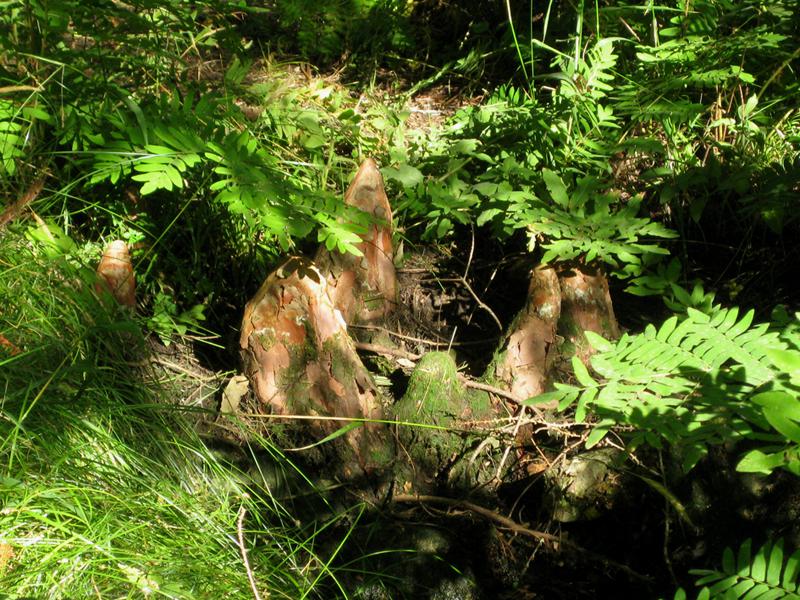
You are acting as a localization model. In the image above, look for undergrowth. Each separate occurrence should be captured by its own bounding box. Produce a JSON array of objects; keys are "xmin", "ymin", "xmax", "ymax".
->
[
  {"xmin": 0, "ymin": 233, "xmax": 333, "ymax": 598},
  {"xmin": 1, "ymin": 0, "xmax": 800, "ymax": 597}
]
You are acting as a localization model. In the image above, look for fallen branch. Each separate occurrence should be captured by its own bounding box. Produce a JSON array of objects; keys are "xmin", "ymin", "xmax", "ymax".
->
[
  {"xmin": 354, "ymin": 341, "xmax": 421, "ymax": 362},
  {"xmin": 393, "ymin": 493, "xmax": 650, "ymax": 583},
  {"xmin": 460, "ymin": 377, "xmax": 546, "ymax": 419},
  {"xmin": 351, "ymin": 324, "xmax": 497, "ymax": 348}
]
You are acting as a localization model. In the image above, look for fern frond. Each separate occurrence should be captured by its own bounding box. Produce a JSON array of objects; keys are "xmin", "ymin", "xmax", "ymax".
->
[
  {"xmin": 531, "ymin": 307, "xmax": 792, "ymax": 471},
  {"xmin": 677, "ymin": 538, "xmax": 800, "ymax": 600},
  {"xmin": 0, "ymin": 98, "xmax": 51, "ymax": 176}
]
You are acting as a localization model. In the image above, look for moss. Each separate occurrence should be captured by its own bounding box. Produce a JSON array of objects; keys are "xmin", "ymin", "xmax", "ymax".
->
[
  {"xmin": 394, "ymin": 351, "xmax": 461, "ymax": 425},
  {"xmin": 483, "ymin": 345, "xmax": 509, "ymax": 384},
  {"xmin": 255, "ymin": 328, "xmax": 277, "ymax": 351},
  {"xmin": 325, "ymin": 333, "xmax": 364, "ymax": 388},
  {"xmin": 367, "ymin": 436, "xmax": 395, "ymax": 468},
  {"xmin": 465, "ymin": 388, "xmax": 493, "ymax": 420},
  {"xmin": 362, "ymin": 292, "xmax": 385, "ymax": 313},
  {"xmin": 559, "ymin": 339, "xmax": 577, "ymax": 359},
  {"xmin": 393, "ymin": 352, "xmax": 477, "ymax": 490}
]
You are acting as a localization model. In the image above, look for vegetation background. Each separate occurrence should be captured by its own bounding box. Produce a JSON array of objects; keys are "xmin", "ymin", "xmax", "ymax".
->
[{"xmin": 1, "ymin": 0, "xmax": 799, "ymax": 598}]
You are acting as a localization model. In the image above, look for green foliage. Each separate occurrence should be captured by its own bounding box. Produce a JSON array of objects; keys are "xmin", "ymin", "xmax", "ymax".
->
[
  {"xmin": 625, "ymin": 258, "xmax": 720, "ymax": 314},
  {"xmin": 389, "ymin": 33, "xmax": 677, "ymax": 276},
  {"xmin": 672, "ymin": 538, "xmax": 800, "ymax": 600},
  {"xmin": 513, "ymin": 170, "xmax": 676, "ymax": 271},
  {"xmin": 0, "ymin": 97, "xmax": 51, "ymax": 176},
  {"xmin": 0, "ymin": 233, "xmax": 328, "ymax": 598},
  {"xmin": 0, "ymin": 0, "xmax": 417, "ymax": 344},
  {"xmin": 147, "ymin": 288, "xmax": 208, "ymax": 345},
  {"xmin": 606, "ymin": 0, "xmax": 799, "ymax": 230},
  {"xmin": 272, "ymin": 0, "xmax": 414, "ymax": 64},
  {"xmin": 529, "ymin": 306, "xmax": 800, "ymax": 473}
]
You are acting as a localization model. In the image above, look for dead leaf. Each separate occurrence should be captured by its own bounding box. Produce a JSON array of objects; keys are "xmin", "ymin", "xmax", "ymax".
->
[{"xmin": 220, "ymin": 374, "xmax": 249, "ymax": 415}]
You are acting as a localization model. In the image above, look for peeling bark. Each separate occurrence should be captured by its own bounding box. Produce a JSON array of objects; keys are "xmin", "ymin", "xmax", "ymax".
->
[
  {"xmin": 240, "ymin": 260, "xmax": 391, "ymax": 476},
  {"xmin": 240, "ymin": 160, "xmax": 402, "ymax": 480},
  {"xmin": 489, "ymin": 266, "xmax": 561, "ymax": 401},
  {"xmin": 315, "ymin": 158, "xmax": 397, "ymax": 325},
  {"xmin": 557, "ymin": 264, "xmax": 619, "ymax": 364}
]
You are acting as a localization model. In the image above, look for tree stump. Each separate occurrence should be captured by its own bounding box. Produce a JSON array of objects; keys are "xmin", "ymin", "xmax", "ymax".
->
[
  {"xmin": 95, "ymin": 240, "xmax": 136, "ymax": 308},
  {"xmin": 485, "ymin": 262, "xmax": 619, "ymax": 407},
  {"xmin": 392, "ymin": 352, "xmax": 496, "ymax": 495},
  {"xmin": 557, "ymin": 263, "xmax": 619, "ymax": 364},
  {"xmin": 240, "ymin": 159, "xmax": 399, "ymax": 480}
]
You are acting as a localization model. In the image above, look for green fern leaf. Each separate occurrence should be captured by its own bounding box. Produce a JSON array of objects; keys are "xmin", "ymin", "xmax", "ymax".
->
[
  {"xmin": 531, "ymin": 306, "xmax": 793, "ymax": 470},
  {"xmin": 685, "ymin": 539, "xmax": 800, "ymax": 599}
]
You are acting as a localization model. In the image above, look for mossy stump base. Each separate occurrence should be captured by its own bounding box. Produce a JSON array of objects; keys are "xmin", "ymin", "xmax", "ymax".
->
[{"xmin": 392, "ymin": 352, "xmax": 500, "ymax": 496}]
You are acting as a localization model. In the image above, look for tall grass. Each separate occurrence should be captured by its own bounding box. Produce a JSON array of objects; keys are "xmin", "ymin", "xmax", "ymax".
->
[{"xmin": 0, "ymin": 232, "xmax": 331, "ymax": 599}]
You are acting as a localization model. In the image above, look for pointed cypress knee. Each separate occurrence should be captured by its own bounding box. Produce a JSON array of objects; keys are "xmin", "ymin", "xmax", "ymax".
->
[{"xmin": 315, "ymin": 159, "xmax": 397, "ymax": 325}]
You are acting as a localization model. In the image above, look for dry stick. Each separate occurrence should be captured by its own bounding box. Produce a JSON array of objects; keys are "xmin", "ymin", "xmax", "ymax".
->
[
  {"xmin": 0, "ymin": 177, "xmax": 46, "ymax": 230},
  {"xmin": 393, "ymin": 494, "xmax": 650, "ymax": 583},
  {"xmin": 352, "ymin": 324, "xmax": 496, "ymax": 347},
  {"xmin": 0, "ymin": 85, "xmax": 42, "ymax": 94},
  {"xmin": 459, "ymin": 377, "xmax": 546, "ymax": 420},
  {"xmin": 425, "ymin": 275, "xmax": 503, "ymax": 331},
  {"xmin": 497, "ymin": 409, "xmax": 525, "ymax": 478},
  {"xmin": 460, "ymin": 224, "xmax": 504, "ymax": 332},
  {"xmin": 354, "ymin": 341, "xmax": 421, "ymax": 362},
  {"xmin": 237, "ymin": 501, "xmax": 265, "ymax": 600}
]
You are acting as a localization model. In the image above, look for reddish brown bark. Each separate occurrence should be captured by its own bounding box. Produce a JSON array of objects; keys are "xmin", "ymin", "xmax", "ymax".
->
[
  {"xmin": 488, "ymin": 262, "xmax": 620, "ymax": 406},
  {"xmin": 557, "ymin": 264, "xmax": 619, "ymax": 364},
  {"xmin": 240, "ymin": 160, "xmax": 399, "ymax": 476},
  {"xmin": 240, "ymin": 259, "xmax": 389, "ymax": 475},
  {"xmin": 490, "ymin": 266, "xmax": 561, "ymax": 401},
  {"xmin": 95, "ymin": 240, "xmax": 136, "ymax": 308},
  {"xmin": 315, "ymin": 159, "xmax": 397, "ymax": 325}
]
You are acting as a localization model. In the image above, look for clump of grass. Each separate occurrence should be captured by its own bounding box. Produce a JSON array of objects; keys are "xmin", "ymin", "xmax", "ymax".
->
[{"xmin": 0, "ymin": 232, "xmax": 332, "ymax": 598}]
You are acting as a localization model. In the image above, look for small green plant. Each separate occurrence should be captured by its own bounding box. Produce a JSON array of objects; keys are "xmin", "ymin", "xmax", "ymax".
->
[
  {"xmin": 270, "ymin": 0, "xmax": 414, "ymax": 65},
  {"xmin": 147, "ymin": 288, "xmax": 208, "ymax": 345}
]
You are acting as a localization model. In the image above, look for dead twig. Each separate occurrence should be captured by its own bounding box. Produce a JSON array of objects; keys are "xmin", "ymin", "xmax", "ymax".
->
[
  {"xmin": 237, "ymin": 500, "xmax": 266, "ymax": 600},
  {"xmin": 459, "ymin": 377, "xmax": 546, "ymax": 420},
  {"xmin": 351, "ymin": 324, "xmax": 496, "ymax": 348},
  {"xmin": 461, "ymin": 225, "xmax": 503, "ymax": 332},
  {"xmin": 393, "ymin": 493, "xmax": 651, "ymax": 583},
  {"xmin": 394, "ymin": 492, "xmax": 558, "ymax": 543},
  {"xmin": 354, "ymin": 341, "xmax": 420, "ymax": 362}
]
